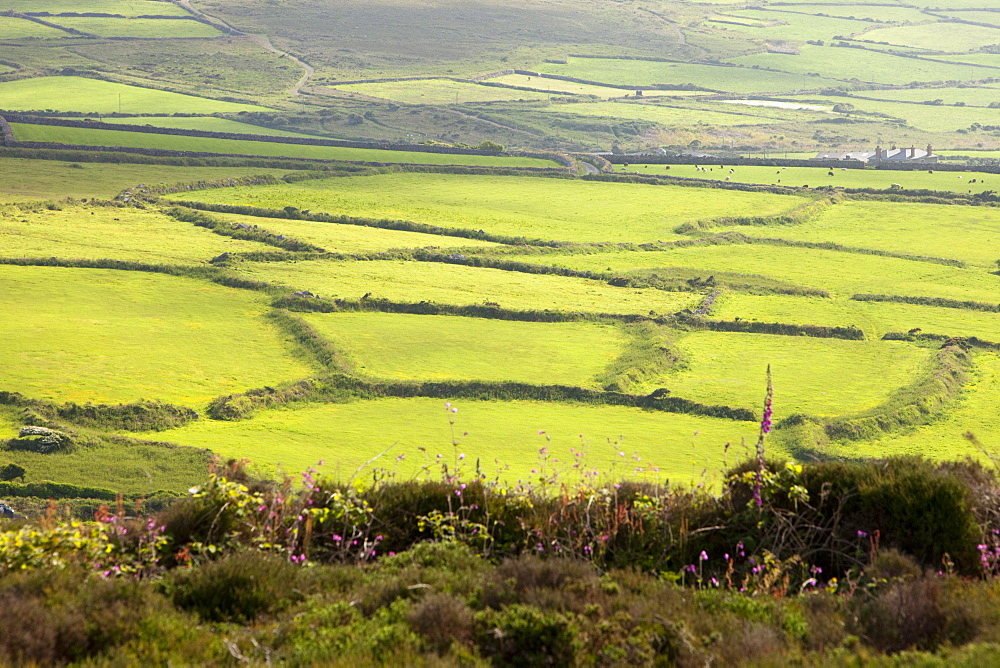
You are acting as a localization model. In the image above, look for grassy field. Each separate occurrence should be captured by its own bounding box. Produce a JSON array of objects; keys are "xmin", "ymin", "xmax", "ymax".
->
[
  {"xmin": 0, "ymin": 265, "xmax": 314, "ymax": 406},
  {"xmin": 504, "ymin": 245, "xmax": 1000, "ymax": 303},
  {"xmin": 537, "ymin": 100, "xmax": 801, "ymax": 128},
  {"xmin": 860, "ymin": 22, "xmax": 1000, "ymax": 52},
  {"xmin": 0, "ymin": 205, "xmax": 273, "ymax": 264},
  {"xmin": 851, "ymin": 86, "xmax": 1000, "ymax": 107},
  {"xmin": 487, "ymin": 74, "xmax": 706, "ymax": 97},
  {"xmin": 331, "ymin": 79, "xmax": 556, "ymax": 104},
  {"xmin": 140, "ymin": 398, "xmax": 764, "ymax": 485},
  {"xmin": 731, "ymin": 46, "xmax": 994, "ymax": 85},
  {"xmin": 664, "ymin": 332, "xmax": 928, "ymax": 419},
  {"xmin": 782, "ymin": 94, "xmax": 1000, "ymax": 132},
  {"xmin": 90, "ymin": 116, "xmax": 316, "ymax": 138},
  {"xmin": 176, "ymin": 171, "xmax": 803, "ymax": 244},
  {"xmin": 0, "ymin": 16, "xmax": 67, "ymax": 38},
  {"xmin": 739, "ymin": 199, "xmax": 1000, "ymax": 269},
  {"xmin": 2, "ymin": 0, "xmax": 189, "ymax": 16},
  {"xmin": 711, "ymin": 10, "xmax": 880, "ymax": 42},
  {"xmin": 304, "ymin": 312, "xmax": 627, "ymax": 387},
  {"xmin": 0, "ymin": 156, "xmax": 298, "ymax": 201},
  {"xmin": 534, "ymin": 58, "xmax": 839, "ymax": 93},
  {"xmin": 232, "ymin": 259, "xmax": 700, "ymax": 316},
  {"xmin": 712, "ymin": 293, "xmax": 1000, "ymax": 341},
  {"xmin": 51, "ymin": 17, "xmax": 223, "ymax": 39},
  {"xmin": 834, "ymin": 352, "xmax": 1000, "ymax": 461},
  {"xmin": 0, "ymin": 76, "xmax": 270, "ymax": 114},
  {"xmin": 623, "ymin": 164, "xmax": 998, "ymax": 196},
  {"xmin": 211, "ymin": 212, "xmax": 502, "ymax": 253},
  {"xmin": 9, "ymin": 123, "xmax": 559, "ymax": 168}
]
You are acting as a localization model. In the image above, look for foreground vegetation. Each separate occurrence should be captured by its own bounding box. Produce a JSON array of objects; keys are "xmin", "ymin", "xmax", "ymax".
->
[{"xmin": 5, "ymin": 452, "xmax": 1000, "ymax": 665}]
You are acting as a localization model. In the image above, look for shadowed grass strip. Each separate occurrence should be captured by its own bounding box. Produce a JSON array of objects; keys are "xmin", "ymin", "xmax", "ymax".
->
[
  {"xmin": 854, "ymin": 293, "xmax": 1000, "ymax": 313},
  {"xmin": 0, "ymin": 391, "xmax": 198, "ymax": 432}
]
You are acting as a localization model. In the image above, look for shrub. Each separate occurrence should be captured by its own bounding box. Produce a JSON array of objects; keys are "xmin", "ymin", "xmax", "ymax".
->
[
  {"xmin": 406, "ymin": 593, "xmax": 474, "ymax": 651},
  {"xmin": 475, "ymin": 604, "xmax": 580, "ymax": 667},
  {"xmin": 162, "ymin": 551, "xmax": 306, "ymax": 622}
]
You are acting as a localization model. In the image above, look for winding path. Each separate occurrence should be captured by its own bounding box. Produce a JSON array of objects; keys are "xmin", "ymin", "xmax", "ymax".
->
[{"xmin": 176, "ymin": 0, "xmax": 314, "ymax": 96}]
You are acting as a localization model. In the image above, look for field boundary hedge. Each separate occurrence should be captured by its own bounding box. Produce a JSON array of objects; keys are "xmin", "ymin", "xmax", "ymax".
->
[
  {"xmin": 782, "ymin": 341, "xmax": 974, "ymax": 442},
  {"xmin": 168, "ymin": 200, "xmax": 573, "ymax": 247},
  {"xmin": 882, "ymin": 331, "xmax": 1000, "ymax": 352},
  {"xmin": 853, "ymin": 293, "xmax": 1000, "ymax": 313},
  {"xmin": 164, "ymin": 206, "xmax": 325, "ymax": 252},
  {"xmin": 675, "ymin": 195, "xmax": 839, "ymax": 233},
  {"xmin": 0, "ymin": 390, "xmax": 199, "ymax": 432},
  {"xmin": 205, "ymin": 373, "xmax": 757, "ymax": 422},
  {"xmin": 4, "ymin": 115, "xmax": 572, "ymax": 167},
  {"xmin": 0, "ymin": 257, "xmax": 280, "ymax": 294}
]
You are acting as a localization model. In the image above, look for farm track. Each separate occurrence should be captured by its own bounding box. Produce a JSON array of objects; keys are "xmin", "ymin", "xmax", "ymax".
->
[{"xmin": 177, "ymin": 0, "xmax": 314, "ymax": 96}]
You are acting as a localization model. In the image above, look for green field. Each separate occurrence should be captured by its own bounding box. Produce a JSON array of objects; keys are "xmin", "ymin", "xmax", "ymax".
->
[
  {"xmin": 714, "ymin": 293, "xmax": 1000, "ymax": 342},
  {"xmin": 860, "ymin": 22, "xmax": 1000, "ymax": 52},
  {"xmin": 0, "ymin": 76, "xmax": 269, "ymax": 114},
  {"xmin": 51, "ymin": 17, "xmax": 223, "ymax": 38},
  {"xmin": 535, "ymin": 58, "xmax": 840, "ymax": 93},
  {"xmin": 488, "ymin": 74, "xmax": 705, "ymax": 97},
  {"xmin": 304, "ymin": 312, "xmax": 627, "ymax": 387},
  {"xmin": 836, "ymin": 352, "xmax": 1000, "ymax": 460},
  {"xmin": 739, "ymin": 199, "xmax": 1000, "ymax": 269},
  {"xmin": 9, "ymin": 123, "xmax": 559, "ymax": 168},
  {"xmin": 2, "ymin": 0, "xmax": 189, "ymax": 16},
  {"xmin": 850, "ymin": 86, "xmax": 1000, "ymax": 107},
  {"xmin": 332, "ymin": 79, "xmax": 556, "ymax": 104},
  {"xmin": 626, "ymin": 164, "xmax": 998, "ymax": 197},
  {"xmin": 90, "ymin": 116, "xmax": 316, "ymax": 138},
  {"xmin": 0, "ymin": 205, "xmax": 272, "ymax": 264},
  {"xmin": 731, "ymin": 45, "xmax": 994, "ymax": 85},
  {"xmin": 0, "ymin": 265, "xmax": 314, "ymax": 406},
  {"xmin": 212, "ymin": 212, "xmax": 502, "ymax": 253},
  {"xmin": 232, "ymin": 259, "xmax": 700, "ymax": 316},
  {"xmin": 175, "ymin": 171, "xmax": 803, "ymax": 244},
  {"xmin": 710, "ymin": 9, "xmax": 880, "ymax": 42},
  {"xmin": 0, "ymin": 16, "xmax": 67, "ymax": 38},
  {"xmin": 538, "ymin": 100, "xmax": 801, "ymax": 128},
  {"xmin": 783, "ymin": 94, "xmax": 1000, "ymax": 132},
  {"xmin": 0, "ymin": 156, "xmax": 298, "ymax": 201},
  {"xmin": 664, "ymin": 332, "xmax": 928, "ymax": 419},
  {"xmin": 504, "ymin": 245, "xmax": 1000, "ymax": 303},
  {"xmin": 139, "ymin": 398, "xmax": 763, "ymax": 484}
]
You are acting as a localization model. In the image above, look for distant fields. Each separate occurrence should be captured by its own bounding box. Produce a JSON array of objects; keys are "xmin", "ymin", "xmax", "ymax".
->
[
  {"xmin": 538, "ymin": 100, "xmax": 800, "ymax": 127},
  {"xmin": 731, "ymin": 46, "xmax": 996, "ymax": 85},
  {"xmin": 305, "ymin": 312, "xmax": 627, "ymax": 387},
  {"xmin": 331, "ymin": 79, "xmax": 556, "ymax": 104},
  {"xmin": 0, "ymin": 266, "xmax": 314, "ymax": 406},
  {"xmin": 138, "ymin": 398, "xmax": 763, "ymax": 483},
  {"xmin": 535, "ymin": 58, "xmax": 838, "ymax": 93},
  {"xmin": 0, "ymin": 77, "xmax": 269, "ymax": 114},
  {"xmin": 2, "ymin": 0, "xmax": 189, "ymax": 16},
  {"xmin": 175, "ymin": 171, "xmax": 804, "ymax": 243},
  {"xmin": 231, "ymin": 259, "xmax": 700, "ymax": 316},
  {"xmin": 626, "ymin": 164, "xmax": 998, "ymax": 195},
  {"xmin": 488, "ymin": 74, "xmax": 704, "ymax": 97},
  {"xmin": 9, "ymin": 123, "xmax": 559, "ymax": 167},
  {"xmin": 860, "ymin": 22, "xmax": 1000, "ymax": 52},
  {"xmin": 51, "ymin": 17, "xmax": 223, "ymax": 39},
  {"xmin": 0, "ymin": 17, "xmax": 66, "ymax": 38},
  {"xmin": 0, "ymin": 156, "xmax": 297, "ymax": 200}
]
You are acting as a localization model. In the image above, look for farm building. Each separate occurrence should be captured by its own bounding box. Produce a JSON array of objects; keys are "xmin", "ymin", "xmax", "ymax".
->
[{"xmin": 813, "ymin": 145, "xmax": 939, "ymax": 164}]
